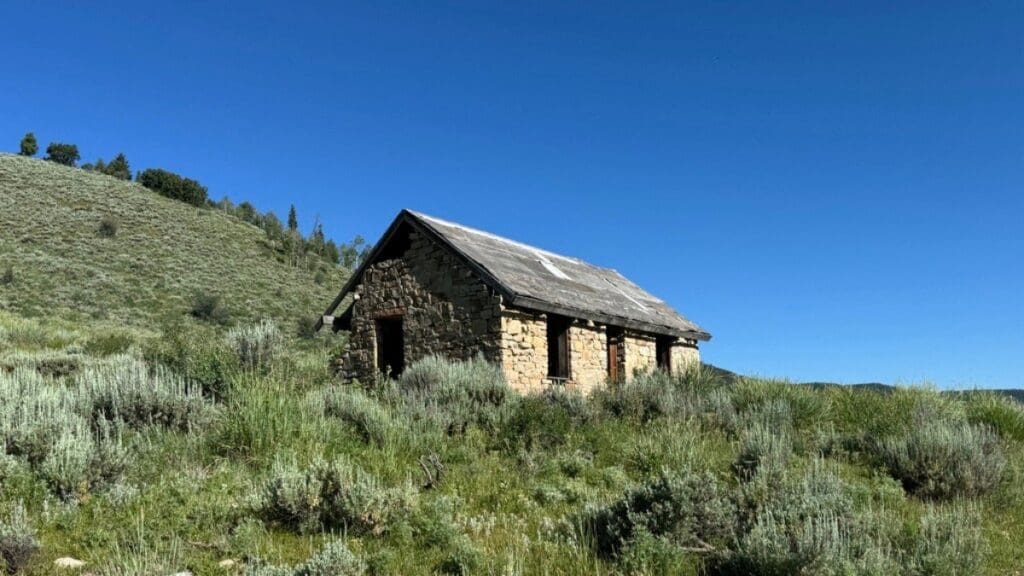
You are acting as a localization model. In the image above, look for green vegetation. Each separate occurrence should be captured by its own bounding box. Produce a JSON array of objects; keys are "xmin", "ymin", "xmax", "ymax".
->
[
  {"xmin": 83, "ymin": 153, "xmax": 131, "ymax": 181},
  {"xmin": 18, "ymin": 133, "xmax": 37, "ymax": 157},
  {"xmin": 0, "ymin": 153, "xmax": 340, "ymax": 328},
  {"xmin": 43, "ymin": 143, "xmax": 79, "ymax": 167},
  {"xmin": 0, "ymin": 309, "xmax": 1021, "ymax": 574},
  {"xmin": 1, "ymin": 149, "xmax": 1022, "ymax": 574},
  {"xmin": 137, "ymin": 167, "xmax": 209, "ymax": 207}
]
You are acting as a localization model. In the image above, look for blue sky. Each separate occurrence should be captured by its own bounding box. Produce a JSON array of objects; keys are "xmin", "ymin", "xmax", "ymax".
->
[{"xmin": 2, "ymin": 2, "xmax": 1021, "ymax": 388}]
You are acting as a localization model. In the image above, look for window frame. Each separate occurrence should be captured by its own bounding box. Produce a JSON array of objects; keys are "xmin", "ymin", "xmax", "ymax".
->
[{"xmin": 546, "ymin": 314, "xmax": 571, "ymax": 380}]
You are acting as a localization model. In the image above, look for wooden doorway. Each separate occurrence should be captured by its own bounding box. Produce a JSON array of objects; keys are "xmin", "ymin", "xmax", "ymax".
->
[
  {"xmin": 546, "ymin": 314, "xmax": 570, "ymax": 380},
  {"xmin": 607, "ymin": 327, "xmax": 623, "ymax": 382},
  {"xmin": 656, "ymin": 335, "xmax": 673, "ymax": 374},
  {"xmin": 375, "ymin": 316, "xmax": 405, "ymax": 378}
]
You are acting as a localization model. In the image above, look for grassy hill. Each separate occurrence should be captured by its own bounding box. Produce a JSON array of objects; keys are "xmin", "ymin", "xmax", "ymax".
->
[
  {"xmin": 1, "ymin": 153, "xmax": 1023, "ymax": 575},
  {"xmin": 0, "ymin": 153, "xmax": 340, "ymax": 329}
]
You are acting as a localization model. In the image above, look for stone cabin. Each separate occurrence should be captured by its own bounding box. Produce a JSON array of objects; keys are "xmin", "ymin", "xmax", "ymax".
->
[{"xmin": 317, "ymin": 210, "xmax": 711, "ymax": 394}]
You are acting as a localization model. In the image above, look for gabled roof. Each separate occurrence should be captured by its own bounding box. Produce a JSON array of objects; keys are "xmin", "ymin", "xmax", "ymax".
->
[{"xmin": 318, "ymin": 210, "xmax": 710, "ymax": 340}]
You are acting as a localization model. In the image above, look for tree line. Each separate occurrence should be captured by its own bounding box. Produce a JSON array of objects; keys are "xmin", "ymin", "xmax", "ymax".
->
[{"xmin": 15, "ymin": 132, "xmax": 369, "ymax": 272}]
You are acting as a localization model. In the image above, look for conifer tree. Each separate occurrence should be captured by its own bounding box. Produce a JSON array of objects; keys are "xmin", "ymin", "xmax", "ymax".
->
[
  {"xmin": 19, "ymin": 132, "xmax": 37, "ymax": 156},
  {"xmin": 288, "ymin": 205, "xmax": 298, "ymax": 232}
]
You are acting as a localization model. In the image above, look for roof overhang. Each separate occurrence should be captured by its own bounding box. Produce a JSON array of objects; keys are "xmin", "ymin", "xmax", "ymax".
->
[
  {"xmin": 507, "ymin": 295, "xmax": 711, "ymax": 341},
  {"xmin": 317, "ymin": 209, "xmax": 711, "ymax": 342}
]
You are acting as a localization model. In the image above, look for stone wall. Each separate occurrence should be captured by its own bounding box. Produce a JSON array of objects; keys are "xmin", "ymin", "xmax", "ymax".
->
[
  {"xmin": 623, "ymin": 331, "xmax": 658, "ymax": 378},
  {"xmin": 335, "ymin": 226, "xmax": 702, "ymax": 390},
  {"xmin": 337, "ymin": 228, "xmax": 502, "ymax": 383},
  {"xmin": 567, "ymin": 322, "xmax": 607, "ymax": 394},
  {"xmin": 499, "ymin": 308, "xmax": 609, "ymax": 393},
  {"xmin": 670, "ymin": 340, "xmax": 701, "ymax": 372},
  {"xmin": 499, "ymin": 307, "xmax": 548, "ymax": 393}
]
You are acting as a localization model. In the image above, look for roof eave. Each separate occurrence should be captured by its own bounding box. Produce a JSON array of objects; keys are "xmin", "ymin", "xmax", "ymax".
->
[
  {"xmin": 315, "ymin": 211, "xmax": 413, "ymax": 331},
  {"xmin": 319, "ymin": 209, "xmax": 712, "ymax": 344},
  {"xmin": 508, "ymin": 295, "xmax": 711, "ymax": 341},
  {"xmin": 317, "ymin": 209, "xmax": 519, "ymax": 332}
]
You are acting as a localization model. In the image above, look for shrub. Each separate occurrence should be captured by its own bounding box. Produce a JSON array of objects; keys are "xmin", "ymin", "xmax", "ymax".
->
[
  {"xmin": 321, "ymin": 387, "xmax": 394, "ymax": 445},
  {"xmin": 583, "ymin": 469, "xmax": 735, "ymax": 558},
  {"xmin": 294, "ymin": 314, "xmax": 317, "ymax": 339},
  {"xmin": 0, "ymin": 267, "xmax": 14, "ymax": 287},
  {"xmin": 741, "ymin": 398, "xmax": 794, "ymax": 431},
  {"xmin": 594, "ymin": 371, "xmax": 684, "ymax": 422},
  {"xmin": 395, "ymin": 356, "xmax": 513, "ymax": 434},
  {"xmin": 727, "ymin": 509, "xmax": 899, "ymax": 576},
  {"xmin": 734, "ymin": 422, "xmax": 792, "ymax": 479},
  {"xmin": 0, "ymin": 350, "xmax": 82, "ymax": 378},
  {"xmin": 501, "ymin": 389, "xmax": 589, "ymax": 452},
  {"xmin": 437, "ymin": 536, "xmax": 483, "ymax": 576},
  {"xmin": 871, "ymin": 419, "xmax": 1005, "ymax": 500},
  {"xmin": 98, "ymin": 214, "xmax": 119, "ymax": 238},
  {"xmin": 905, "ymin": 504, "xmax": 987, "ymax": 575},
  {"xmin": 137, "ymin": 168, "xmax": 209, "ymax": 206},
  {"xmin": 83, "ymin": 330, "xmax": 136, "ymax": 357},
  {"xmin": 227, "ymin": 320, "xmax": 282, "ymax": 370},
  {"xmin": 38, "ymin": 426, "xmax": 95, "ymax": 499},
  {"xmin": 189, "ymin": 291, "xmax": 231, "ymax": 325},
  {"xmin": 18, "ymin": 133, "xmax": 37, "ymax": 157},
  {"xmin": 246, "ymin": 566, "xmax": 292, "ymax": 576},
  {"xmin": 0, "ymin": 503, "xmax": 39, "ymax": 575},
  {"xmin": 726, "ymin": 460, "xmax": 900, "ymax": 576},
  {"xmin": 144, "ymin": 321, "xmax": 239, "ymax": 398},
  {"xmin": 617, "ymin": 530, "xmax": 697, "ymax": 576},
  {"xmin": 44, "ymin": 142, "xmax": 79, "ymax": 166},
  {"xmin": 295, "ymin": 540, "xmax": 366, "ymax": 576},
  {"xmin": 80, "ymin": 356, "xmax": 214, "ymax": 432},
  {"xmin": 0, "ymin": 368, "xmax": 126, "ymax": 499},
  {"xmin": 254, "ymin": 458, "xmax": 416, "ymax": 535}
]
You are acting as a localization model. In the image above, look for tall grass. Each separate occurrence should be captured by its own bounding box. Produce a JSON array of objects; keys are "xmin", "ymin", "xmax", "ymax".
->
[
  {"xmin": 0, "ymin": 319, "xmax": 1016, "ymax": 575},
  {"xmin": 227, "ymin": 320, "xmax": 283, "ymax": 370}
]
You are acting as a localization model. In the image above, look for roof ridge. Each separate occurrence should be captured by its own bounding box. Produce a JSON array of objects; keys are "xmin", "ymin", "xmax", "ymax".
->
[{"xmin": 406, "ymin": 209, "xmax": 593, "ymax": 266}]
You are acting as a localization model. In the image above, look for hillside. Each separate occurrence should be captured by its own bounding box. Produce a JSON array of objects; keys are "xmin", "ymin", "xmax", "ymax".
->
[
  {"xmin": 1, "ymin": 153, "xmax": 1022, "ymax": 575},
  {"xmin": 1, "ymin": 310, "xmax": 1022, "ymax": 574},
  {"xmin": 0, "ymin": 153, "xmax": 341, "ymax": 328}
]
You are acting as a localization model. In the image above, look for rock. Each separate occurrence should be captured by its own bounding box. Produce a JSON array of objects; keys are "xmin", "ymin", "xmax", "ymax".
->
[
  {"xmin": 218, "ymin": 559, "xmax": 237, "ymax": 568},
  {"xmin": 54, "ymin": 557, "xmax": 86, "ymax": 569}
]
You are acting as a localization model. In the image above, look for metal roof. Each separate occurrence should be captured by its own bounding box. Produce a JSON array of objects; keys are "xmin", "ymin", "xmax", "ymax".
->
[{"xmin": 319, "ymin": 210, "xmax": 710, "ymax": 340}]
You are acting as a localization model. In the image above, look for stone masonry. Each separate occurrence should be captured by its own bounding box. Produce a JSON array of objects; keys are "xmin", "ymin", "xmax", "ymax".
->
[
  {"xmin": 671, "ymin": 340, "xmax": 701, "ymax": 372},
  {"xmin": 337, "ymin": 227, "xmax": 702, "ymax": 392},
  {"xmin": 337, "ymin": 229, "xmax": 502, "ymax": 383},
  {"xmin": 498, "ymin": 307, "xmax": 548, "ymax": 393},
  {"xmin": 623, "ymin": 332, "xmax": 657, "ymax": 379}
]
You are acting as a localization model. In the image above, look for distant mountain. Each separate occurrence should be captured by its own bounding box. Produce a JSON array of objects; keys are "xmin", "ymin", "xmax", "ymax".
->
[{"xmin": 705, "ymin": 364, "xmax": 1022, "ymax": 403}]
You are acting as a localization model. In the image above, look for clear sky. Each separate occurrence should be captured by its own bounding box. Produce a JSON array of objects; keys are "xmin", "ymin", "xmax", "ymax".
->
[{"xmin": 2, "ymin": 2, "xmax": 1021, "ymax": 388}]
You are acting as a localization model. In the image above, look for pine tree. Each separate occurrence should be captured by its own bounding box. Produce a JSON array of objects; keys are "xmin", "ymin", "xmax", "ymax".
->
[
  {"xmin": 104, "ymin": 153, "xmax": 131, "ymax": 180},
  {"xmin": 19, "ymin": 133, "xmax": 38, "ymax": 156},
  {"xmin": 288, "ymin": 205, "xmax": 298, "ymax": 232}
]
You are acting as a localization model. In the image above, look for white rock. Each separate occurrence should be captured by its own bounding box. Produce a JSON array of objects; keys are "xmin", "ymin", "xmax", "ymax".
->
[
  {"xmin": 54, "ymin": 557, "xmax": 86, "ymax": 569},
  {"xmin": 218, "ymin": 559, "xmax": 237, "ymax": 568}
]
